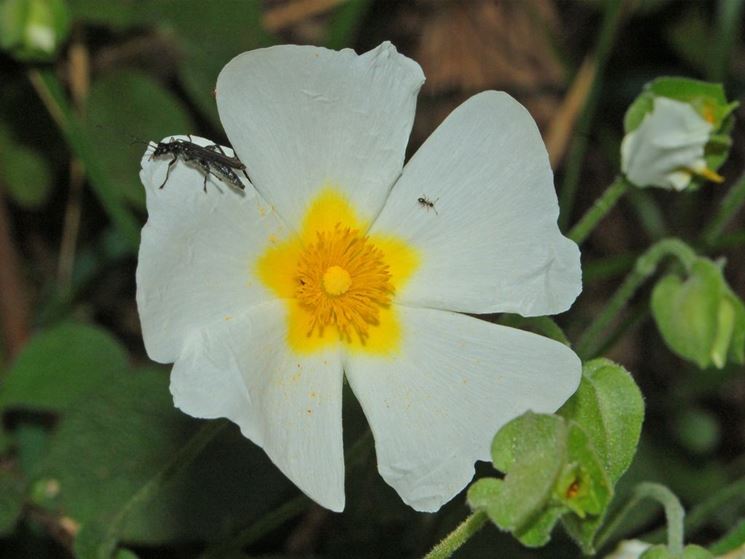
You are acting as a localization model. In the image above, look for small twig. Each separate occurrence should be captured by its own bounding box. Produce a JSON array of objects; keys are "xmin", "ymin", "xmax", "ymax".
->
[
  {"xmin": 58, "ymin": 31, "xmax": 90, "ymax": 289},
  {"xmin": 0, "ymin": 185, "xmax": 30, "ymax": 361},
  {"xmin": 263, "ymin": 0, "xmax": 346, "ymax": 32},
  {"xmin": 558, "ymin": 0, "xmax": 627, "ymax": 229},
  {"xmin": 545, "ymin": 56, "xmax": 596, "ymax": 169},
  {"xmin": 284, "ymin": 505, "xmax": 329, "ymax": 553}
]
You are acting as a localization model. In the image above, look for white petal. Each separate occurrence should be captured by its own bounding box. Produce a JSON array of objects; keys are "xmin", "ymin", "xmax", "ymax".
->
[
  {"xmin": 370, "ymin": 92, "xmax": 581, "ymax": 316},
  {"xmin": 171, "ymin": 301, "xmax": 346, "ymax": 511},
  {"xmin": 344, "ymin": 306, "xmax": 581, "ymax": 512},
  {"xmin": 216, "ymin": 42, "xmax": 424, "ymax": 227},
  {"xmin": 621, "ymin": 97, "xmax": 712, "ymax": 190},
  {"xmin": 137, "ymin": 135, "xmax": 290, "ymax": 363}
]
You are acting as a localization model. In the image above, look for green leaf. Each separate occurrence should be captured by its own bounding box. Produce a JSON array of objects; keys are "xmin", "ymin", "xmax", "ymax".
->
[
  {"xmin": 0, "ymin": 322, "xmax": 128, "ymax": 413},
  {"xmin": 67, "ymin": 0, "xmax": 149, "ymax": 29},
  {"xmin": 487, "ymin": 413, "xmax": 567, "ymax": 531},
  {"xmin": 156, "ymin": 0, "xmax": 275, "ymax": 126},
  {"xmin": 0, "ymin": 139, "xmax": 53, "ymax": 209},
  {"xmin": 84, "ymin": 70, "xmax": 194, "ymax": 209},
  {"xmin": 640, "ymin": 544, "xmax": 714, "ymax": 559},
  {"xmin": 0, "ymin": 469, "xmax": 24, "ymax": 536},
  {"xmin": 724, "ymin": 286, "xmax": 745, "ymax": 364},
  {"xmin": 33, "ymin": 367, "xmax": 294, "ymax": 545},
  {"xmin": 651, "ymin": 258, "xmax": 745, "ymax": 368},
  {"xmin": 512, "ymin": 506, "xmax": 566, "ymax": 548},
  {"xmin": 558, "ymin": 358, "xmax": 645, "ymax": 482},
  {"xmin": 325, "ymin": 0, "xmax": 372, "ymax": 50},
  {"xmin": 651, "ymin": 259, "xmax": 723, "ymax": 369}
]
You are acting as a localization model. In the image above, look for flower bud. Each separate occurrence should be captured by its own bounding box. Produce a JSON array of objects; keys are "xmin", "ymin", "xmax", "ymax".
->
[
  {"xmin": 621, "ymin": 77, "xmax": 737, "ymax": 191},
  {"xmin": 651, "ymin": 258, "xmax": 745, "ymax": 369},
  {"xmin": 0, "ymin": 0, "xmax": 71, "ymax": 62}
]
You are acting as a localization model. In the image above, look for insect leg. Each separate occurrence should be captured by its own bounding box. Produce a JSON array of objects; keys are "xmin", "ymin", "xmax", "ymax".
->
[
  {"xmin": 159, "ymin": 155, "xmax": 178, "ymax": 189},
  {"xmin": 198, "ymin": 159, "xmax": 212, "ymax": 193}
]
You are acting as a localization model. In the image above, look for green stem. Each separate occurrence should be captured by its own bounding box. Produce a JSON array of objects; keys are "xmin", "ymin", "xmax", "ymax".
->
[
  {"xmin": 643, "ymin": 475, "xmax": 745, "ymax": 545},
  {"xmin": 28, "ymin": 68, "xmax": 141, "ymax": 251},
  {"xmin": 595, "ymin": 482, "xmax": 685, "ymax": 554},
  {"xmin": 708, "ymin": 0, "xmax": 745, "ymax": 82},
  {"xmin": 202, "ymin": 430, "xmax": 375, "ymax": 558},
  {"xmin": 568, "ymin": 176, "xmax": 630, "ymax": 244},
  {"xmin": 710, "ymin": 229, "xmax": 745, "ymax": 250},
  {"xmin": 708, "ymin": 519, "xmax": 745, "ymax": 555},
  {"xmin": 200, "ymin": 495, "xmax": 309, "ymax": 559},
  {"xmin": 422, "ymin": 511, "xmax": 488, "ymax": 559},
  {"xmin": 702, "ymin": 171, "xmax": 745, "ymax": 246},
  {"xmin": 558, "ymin": 0, "xmax": 625, "ymax": 229},
  {"xmin": 95, "ymin": 420, "xmax": 228, "ymax": 557},
  {"xmin": 576, "ymin": 238, "xmax": 697, "ymax": 359}
]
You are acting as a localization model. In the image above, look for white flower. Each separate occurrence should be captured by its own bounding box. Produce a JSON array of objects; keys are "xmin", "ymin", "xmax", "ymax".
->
[
  {"xmin": 621, "ymin": 97, "xmax": 723, "ymax": 191},
  {"xmin": 136, "ymin": 42, "xmax": 582, "ymax": 513},
  {"xmin": 604, "ymin": 539, "xmax": 652, "ymax": 559}
]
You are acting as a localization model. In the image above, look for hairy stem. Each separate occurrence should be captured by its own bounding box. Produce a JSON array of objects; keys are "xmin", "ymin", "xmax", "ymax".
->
[
  {"xmin": 702, "ymin": 171, "xmax": 745, "ymax": 247},
  {"xmin": 595, "ymin": 482, "xmax": 685, "ymax": 553},
  {"xmin": 577, "ymin": 238, "xmax": 697, "ymax": 359},
  {"xmin": 98, "ymin": 420, "xmax": 229, "ymax": 557},
  {"xmin": 422, "ymin": 511, "xmax": 489, "ymax": 559},
  {"xmin": 568, "ymin": 176, "xmax": 631, "ymax": 244}
]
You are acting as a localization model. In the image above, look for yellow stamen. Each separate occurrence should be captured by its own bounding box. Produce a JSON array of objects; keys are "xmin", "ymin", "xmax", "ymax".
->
[
  {"xmin": 694, "ymin": 166, "xmax": 724, "ymax": 184},
  {"xmin": 256, "ymin": 187, "xmax": 418, "ymax": 354},
  {"xmin": 296, "ymin": 225, "xmax": 393, "ymax": 341}
]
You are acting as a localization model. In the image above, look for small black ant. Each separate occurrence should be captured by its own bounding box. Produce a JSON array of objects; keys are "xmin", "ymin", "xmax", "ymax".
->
[
  {"xmin": 147, "ymin": 135, "xmax": 249, "ymax": 192},
  {"xmin": 417, "ymin": 195, "xmax": 439, "ymax": 215}
]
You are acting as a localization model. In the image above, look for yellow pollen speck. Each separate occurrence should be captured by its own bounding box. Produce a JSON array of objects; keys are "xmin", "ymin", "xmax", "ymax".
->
[{"xmin": 322, "ymin": 265, "xmax": 352, "ymax": 295}]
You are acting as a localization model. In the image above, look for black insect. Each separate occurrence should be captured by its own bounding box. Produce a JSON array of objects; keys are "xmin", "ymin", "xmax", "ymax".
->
[
  {"xmin": 417, "ymin": 195, "xmax": 439, "ymax": 215},
  {"xmin": 149, "ymin": 136, "xmax": 248, "ymax": 192}
]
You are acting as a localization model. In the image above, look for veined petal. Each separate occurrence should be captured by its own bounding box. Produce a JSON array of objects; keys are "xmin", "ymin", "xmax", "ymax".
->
[
  {"xmin": 216, "ymin": 42, "xmax": 424, "ymax": 229},
  {"xmin": 344, "ymin": 306, "xmax": 581, "ymax": 512},
  {"xmin": 137, "ymin": 136, "xmax": 289, "ymax": 363},
  {"xmin": 171, "ymin": 301, "xmax": 346, "ymax": 511},
  {"xmin": 369, "ymin": 92, "xmax": 581, "ymax": 316}
]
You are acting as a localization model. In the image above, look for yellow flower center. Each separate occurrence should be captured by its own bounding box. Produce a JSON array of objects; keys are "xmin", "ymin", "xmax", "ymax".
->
[
  {"xmin": 296, "ymin": 225, "xmax": 393, "ymax": 340},
  {"xmin": 256, "ymin": 187, "xmax": 418, "ymax": 354}
]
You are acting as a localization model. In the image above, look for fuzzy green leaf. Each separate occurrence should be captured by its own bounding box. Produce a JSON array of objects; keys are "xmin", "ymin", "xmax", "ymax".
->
[
  {"xmin": 486, "ymin": 413, "xmax": 567, "ymax": 531},
  {"xmin": 33, "ymin": 367, "xmax": 294, "ymax": 546},
  {"xmin": 84, "ymin": 70, "xmax": 194, "ymax": 209},
  {"xmin": 559, "ymin": 358, "xmax": 644, "ymax": 482},
  {"xmin": 0, "ymin": 469, "xmax": 24, "ymax": 536},
  {"xmin": 0, "ymin": 322, "xmax": 128, "ymax": 413},
  {"xmin": 652, "ymin": 258, "xmax": 745, "ymax": 368},
  {"xmin": 651, "ymin": 259, "xmax": 723, "ymax": 368}
]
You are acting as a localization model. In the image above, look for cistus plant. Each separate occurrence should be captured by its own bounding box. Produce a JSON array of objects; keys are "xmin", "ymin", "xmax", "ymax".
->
[{"xmin": 1, "ymin": 3, "xmax": 745, "ymax": 559}]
